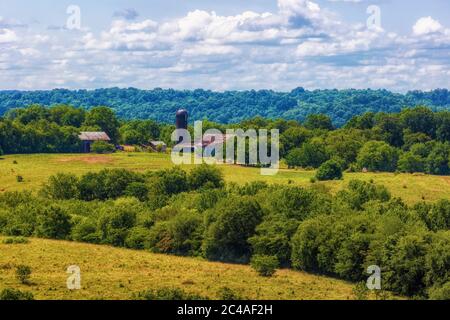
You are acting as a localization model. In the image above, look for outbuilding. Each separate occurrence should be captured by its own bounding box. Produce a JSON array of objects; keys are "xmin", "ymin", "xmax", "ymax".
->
[
  {"xmin": 78, "ymin": 132, "xmax": 111, "ymax": 153},
  {"xmin": 149, "ymin": 141, "xmax": 167, "ymax": 152}
]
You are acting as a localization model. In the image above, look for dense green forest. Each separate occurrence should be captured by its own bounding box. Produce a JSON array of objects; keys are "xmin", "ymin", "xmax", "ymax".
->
[
  {"xmin": 1, "ymin": 104, "xmax": 450, "ymax": 177},
  {"xmin": 0, "ymin": 88, "xmax": 449, "ymax": 126}
]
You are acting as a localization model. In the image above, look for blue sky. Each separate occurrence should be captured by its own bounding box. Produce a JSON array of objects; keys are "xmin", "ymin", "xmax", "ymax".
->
[{"xmin": 0, "ymin": 0, "xmax": 449, "ymax": 91}]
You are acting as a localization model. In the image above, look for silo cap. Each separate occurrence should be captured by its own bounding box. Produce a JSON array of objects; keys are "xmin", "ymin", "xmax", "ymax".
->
[{"xmin": 176, "ymin": 109, "xmax": 188, "ymax": 116}]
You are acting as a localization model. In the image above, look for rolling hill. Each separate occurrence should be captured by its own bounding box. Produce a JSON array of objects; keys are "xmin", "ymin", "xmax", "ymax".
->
[{"xmin": 0, "ymin": 237, "xmax": 360, "ymax": 300}]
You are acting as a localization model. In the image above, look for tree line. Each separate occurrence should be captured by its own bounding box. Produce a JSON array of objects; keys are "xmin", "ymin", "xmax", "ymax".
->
[
  {"xmin": 1, "ymin": 104, "xmax": 450, "ymax": 177},
  {"xmin": 0, "ymin": 165, "xmax": 448, "ymax": 299},
  {"xmin": 0, "ymin": 88, "xmax": 449, "ymax": 126}
]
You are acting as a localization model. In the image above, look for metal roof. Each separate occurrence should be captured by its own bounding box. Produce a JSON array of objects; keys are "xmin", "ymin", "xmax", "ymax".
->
[
  {"xmin": 78, "ymin": 132, "xmax": 111, "ymax": 141},
  {"xmin": 149, "ymin": 141, "xmax": 167, "ymax": 146}
]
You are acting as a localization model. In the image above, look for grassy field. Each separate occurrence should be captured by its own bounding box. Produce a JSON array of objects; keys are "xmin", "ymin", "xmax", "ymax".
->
[
  {"xmin": 1, "ymin": 152, "xmax": 450, "ymax": 204},
  {"xmin": 0, "ymin": 237, "xmax": 361, "ymax": 300}
]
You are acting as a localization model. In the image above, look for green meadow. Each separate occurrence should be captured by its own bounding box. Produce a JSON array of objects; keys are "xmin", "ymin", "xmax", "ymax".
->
[{"xmin": 1, "ymin": 152, "xmax": 449, "ymax": 205}]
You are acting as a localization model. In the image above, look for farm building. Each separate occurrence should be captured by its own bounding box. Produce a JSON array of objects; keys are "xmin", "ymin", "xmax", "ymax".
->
[
  {"xmin": 78, "ymin": 132, "xmax": 111, "ymax": 153},
  {"xmin": 149, "ymin": 141, "xmax": 167, "ymax": 152}
]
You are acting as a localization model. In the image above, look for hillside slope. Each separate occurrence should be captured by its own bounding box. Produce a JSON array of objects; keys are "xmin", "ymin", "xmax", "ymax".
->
[{"xmin": 0, "ymin": 237, "xmax": 358, "ymax": 300}]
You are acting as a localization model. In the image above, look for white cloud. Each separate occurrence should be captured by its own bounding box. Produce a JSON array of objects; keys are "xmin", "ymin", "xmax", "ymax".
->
[
  {"xmin": 0, "ymin": 28, "xmax": 18, "ymax": 43},
  {"xmin": 0, "ymin": 0, "xmax": 449, "ymax": 92},
  {"xmin": 413, "ymin": 17, "xmax": 443, "ymax": 36}
]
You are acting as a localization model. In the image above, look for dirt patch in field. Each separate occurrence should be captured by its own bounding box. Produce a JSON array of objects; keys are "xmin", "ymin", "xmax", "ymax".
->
[{"xmin": 56, "ymin": 156, "xmax": 115, "ymax": 164}]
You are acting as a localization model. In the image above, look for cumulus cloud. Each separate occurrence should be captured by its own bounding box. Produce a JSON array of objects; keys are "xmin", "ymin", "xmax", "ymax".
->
[
  {"xmin": 0, "ymin": 0, "xmax": 449, "ymax": 92},
  {"xmin": 0, "ymin": 28, "xmax": 18, "ymax": 43},
  {"xmin": 413, "ymin": 17, "xmax": 443, "ymax": 36}
]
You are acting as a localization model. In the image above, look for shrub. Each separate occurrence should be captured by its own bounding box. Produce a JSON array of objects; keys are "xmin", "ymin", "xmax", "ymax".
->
[
  {"xmin": 316, "ymin": 159, "xmax": 343, "ymax": 181},
  {"xmin": 125, "ymin": 227, "xmax": 151, "ymax": 250},
  {"xmin": 426, "ymin": 142, "xmax": 450, "ymax": 175},
  {"xmin": 250, "ymin": 255, "xmax": 279, "ymax": 277},
  {"xmin": 398, "ymin": 152, "xmax": 425, "ymax": 173},
  {"xmin": 352, "ymin": 282, "xmax": 369, "ymax": 300},
  {"xmin": 248, "ymin": 217, "xmax": 298, "ymax": 266},
  {"xmin": 152, "ymin": 167, "xmax": 189, "ymax": 196},
  {"xmin": 16, "ymin": 265, "xmax": 32, "ymax": 284},
  {"xmin": 124, "ymin": 182, "xmax": 149, "ymax": 201},
  {"xmin": 217, "ymin": 287, "xmax": 242, "ymax": 300},
  {"xmin": 147, "ymin": 210, "xmax": 203, "ymax": 256},
  {"xmin": 97, "ymin": 206, "xmax": 137, "ymax": 246},
  {"xmin": 2, "ymin": 237, "xmax": 29, "ymax": 244},
  {"xmin": 356, "ymin": 141, "xmax": 399, "ymax": 172},
  {"xmin": 338, "ymin": 180, "xmax": 391, "ymax": 210},
  {"xmin": 0, "ymin": 288, "xmax": 34, "ymax": 300},
  {"xmin": 71, "ymin": 218, "xmax": 101, "ymax": 243},
  {"xmin": 35, "ymin": 206, "xmax": 72, "ymax": 240},
  {"xmin": 78, "ymin": 169, "xmax": 144, "ymax": 201},
  {"xmin": 285, "ymin": 139, "xmax": 329, "ymax": 168},
  {"xmin": 16, "ymin": 175, "xmax": 24, "ymax": 183},
  {"xmin": 203, "ymin": 196, "xmax": 263, "ymax": 263},
  {"xmin": 133, "ymin": 288, "xmax": 208, "ymax": 300},
  {"xmin": 40, "ymin": 173, "xmax": 79, "ymax": 200},
  {"xmin": 262, "ymin": 185, "xmax": 322, "ymax": 221},
  {"xmin": 91, "ymin": 141, "xmax": 115, "ymax": 154},
  {"xmin": 428, "ymin": 282, "xmax": 450, "ymax": 300},
  {"xmin": 188, "ymin": 164, "xmax": 224, "ymax": 190}
]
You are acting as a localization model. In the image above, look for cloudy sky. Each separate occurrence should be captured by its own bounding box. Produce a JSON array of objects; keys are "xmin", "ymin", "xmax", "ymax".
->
[{"xmin": 0, "ymin": 0, "xmax": 449, "ymax": 91}]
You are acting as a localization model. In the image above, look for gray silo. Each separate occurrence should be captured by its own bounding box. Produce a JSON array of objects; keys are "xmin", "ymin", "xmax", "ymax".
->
[{"xmin": 176, "ymin": 109, "xmax": 188, "ymax": 130}]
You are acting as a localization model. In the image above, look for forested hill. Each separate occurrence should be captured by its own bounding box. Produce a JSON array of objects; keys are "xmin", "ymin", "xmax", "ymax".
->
[{"xmin": 0, "ymin": 88, "xmax": 449, "ymax": 126}]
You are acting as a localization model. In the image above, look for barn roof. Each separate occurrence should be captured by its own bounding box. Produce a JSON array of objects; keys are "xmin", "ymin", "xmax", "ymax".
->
[
  {"xmin": 149, "ymin": 141, "xmax": 167, "ymax": 146},
  {"xmin": 78, "ymin": 132, "xmax": 111, "ymax": 141}
]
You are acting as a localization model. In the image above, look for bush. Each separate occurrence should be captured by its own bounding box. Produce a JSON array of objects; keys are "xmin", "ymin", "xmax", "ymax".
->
[
  {"xmin": 248, "ymin": 217, "xmax": 298, "ymax": 266},
  {"xmin": 357, "ymin": 141, "xmax": 399, "ymax": 172},
  {"xmin": 125, "ymin": 227, "xmax": 151, "ymax": 250},
  {"xmin": 91, "ymin": 141, "xmax": 115, "ymax": 154},
  {"xmin": 203, "ymin": 196, "xmax": 263, "ymax": 263},
  {"xmin": 338, "ymin": 180, "xmax": 391, "ymax": 210},
  {"xmin": 133, "ymin": 288, "xmax": 208, "ymax": 300},
  {"xmin": 285, "ymin": 139, "xmax": 329, "ymax": 168},
  {"xmin": 0, "ymin": 288, "xmax": 34, "ymax": 300},
  {"xmin": 98, "ymin": 206, "xmax": 137, "ymax": 247},
  {"xmin": 188, "ymin": 164, "xmax": 224, "ymax": 190},
  {"xmin": 316, "ymin": 159, "xmax": 343, "ymax": 181},
  {"xmin": 152, "ymin": 167, "xmax": 189, "ymax": 196},
  {"xmin": 426, "ymin": 142, "xmax": 450, "ymax": 175},
  {"xmin": 78, "ymin": 169, "xmax": 144, "ymax": 201},
  {"xmin": 16, "ymin": 265, "xmax": 32, "ymax": 284},
  {"xmin": 147, "ymin": 210, "xmax": 203, "ymax": 256},
  {"xmin": 124, "ymin": 182, "xmax": 149, "ymax": 201},
  {"xmin": 40, "ymin": 173, "xmax": 79, "ymax": 200},
  {"xmin": 250, "ymin": 255, "xmax": 279, "ymax": 277},
  {"xmin": 428, "ymin": 282, "xmax": 450, "ymax": 300},
  {"xmin": 2, "ymin": 237, "xmax": 29, "ymax": 244},
  {"xmin": 352, "ymin": 282, "xmax": 369, "ymax": 300},
  {"xmin": 35, "ymin": 206, "xmax": 72, "ymax": 240},
  {"xmin": 398, "ymin": 152, "xmax": 425, "ymax": 173},
  {"xmin": 71, "ymin": 218, "xmax": 101, "ymax": 243},
  {"xmin": 16, "ymin": 175, "xmax": 24, "ymax": 183},
  {"xmin": 217, "ymin": 287, "xmax": 242, "ymax": 300}
]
